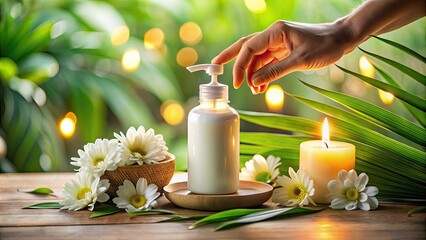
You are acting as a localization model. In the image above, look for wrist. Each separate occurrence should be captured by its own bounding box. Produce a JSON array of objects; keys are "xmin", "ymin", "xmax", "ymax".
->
[{"xmin": 331, "ymin": 17, "xmax": 364, "ymax": 54}]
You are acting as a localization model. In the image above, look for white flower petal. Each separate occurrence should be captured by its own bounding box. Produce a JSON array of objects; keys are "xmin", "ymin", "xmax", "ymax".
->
[
  {"xmin": 288, "ymin": 167, "xmax": 298, "ymax": 182},
  {"xmin": 345, "ymin": 201, "xmax": 358, "ymax": 210},
  {"xmin": 364, "ymin": 186, "xmax": 379, "ymax": 197},
  {"xmin": 123, "ymin": 180, "xmax": 137, "ymax": 196},
  {"xmin": 327, "ymin": 180, "xmax": 344, "ymax": 195},
  {"xmin": 252, "ymin": 156, "xmax": 268, "ymax": 172},
  {"xmin": 358, "ymin": 201, "xmax": 370, "ymax": 211},
  {"xmin": 144, "ymin": 184, "xmax": 159, "ymax": 199},
  {"xmin": 355, "ymin": 173, "xmax": 368, "ymax": 191},
  {"xmin": 125, "ymin": 204, "xmax": 139, "ymax": 212},
  {"xmin": 366, "ymin": 197, "xmax": 379, "ymax": 210},
  {"xmin": 136, "ymin": 178, "xmax": 148, "ymax": 195},
  {"xmin": 330, "ymin": 197, "xmax": 349, "ymax": 209},
  {"xmin": 338, "ymin": 170, "xmax": 348, "ymax": 184},
  {"xmin": 348, "ymin": 169, "xmax": 358, "ymax": 183},
  {"xmin": 359, "ymin": 192, "xmax": 368, "ymax": 202},
  {"xmin": 344, "ymin": 179, "xmax": 354, "ymax": 189},
  {"xmin": 96, "ymin": 192, "xmax": 110, "ymax": 203}
]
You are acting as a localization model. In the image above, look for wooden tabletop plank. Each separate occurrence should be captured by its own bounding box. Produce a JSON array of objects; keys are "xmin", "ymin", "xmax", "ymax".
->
[
  {"xmin": 1, "ymin": 216, "xmax": 425, "ymax": 240},
  {"xmin": 0, "ymin": 172, "xmax": 424, "ymax": 239}
]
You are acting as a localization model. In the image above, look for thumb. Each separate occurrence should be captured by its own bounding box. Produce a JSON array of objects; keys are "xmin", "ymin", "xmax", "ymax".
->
[{"xmin": 252, "ymin": 55, "xmax": 301, "ymax": 87}]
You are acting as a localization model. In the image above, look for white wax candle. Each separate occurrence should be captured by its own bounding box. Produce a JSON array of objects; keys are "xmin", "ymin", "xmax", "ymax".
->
[{"xmin": 299, "ymin": 140, "xmax": 355, "ymax": 203}]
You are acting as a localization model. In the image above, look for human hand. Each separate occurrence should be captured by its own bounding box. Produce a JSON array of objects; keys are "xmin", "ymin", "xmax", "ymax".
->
[{"xmin": 212, "ymin": 20, "xmax": 355, "ymax": 94}]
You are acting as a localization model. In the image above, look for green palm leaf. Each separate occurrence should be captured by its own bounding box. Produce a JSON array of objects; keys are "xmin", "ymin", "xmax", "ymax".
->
[
  {"xmin": 372, "ymin": 63, "xmax": 426, "ymax": 127},
  {"xmin": 240, "ymin": 132, "xmax": 310, "ymax": 148},
  {"xmin": 239, "ymin": 111, "xmax": 424, "ymax": 165},
  {"xmin": 300, "ymin": 80, "xmax": 425, "ymax": 146},
  {"xmin": 371, "ymin": 35, "xmax": 426, "ymax": 63},
  {"xmin": 336, "ymin": 65, "xmax": 426, "ymax": 111},
  {"xmin": 359, "ymin": 47, "xmax": 426, "ymax": 86}
]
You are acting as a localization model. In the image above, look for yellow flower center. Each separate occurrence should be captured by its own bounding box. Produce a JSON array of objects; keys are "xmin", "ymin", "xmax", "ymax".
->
[
  {"xmin": 289, "ymin": 184, "xmax": 307, "ymax": 201},
  {"xmin": 346, "ymin": 188, "xmax": 359, "ymax": 201},
  {"xmin": 130, "ymin": 146, "xmax": 147, "ymax": 159},
  {"xmin": 130, "ymin": 195, "xmax": 147, "ymax": 208},
  {"xmin": 77, "ymin": 187, "xmax": 92, "ymax": 200},
  {"xmin": 92, "ymin": 157, "xmax": 104, "ymax": 166},
  {"xmin": 255, "ymin": 172, "xmax": 271, "ymax": 183}
]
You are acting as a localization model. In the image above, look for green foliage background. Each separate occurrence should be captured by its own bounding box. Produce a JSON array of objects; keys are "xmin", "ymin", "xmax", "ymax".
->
[{"xmin": 0, "ymin": 0, "xmax": 425, "ymax": 203}]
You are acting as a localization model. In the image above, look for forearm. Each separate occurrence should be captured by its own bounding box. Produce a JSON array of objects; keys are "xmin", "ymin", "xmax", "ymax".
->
[{"xmin": 337, "ymin": 0, "xmax": 425, "ymax": 52}]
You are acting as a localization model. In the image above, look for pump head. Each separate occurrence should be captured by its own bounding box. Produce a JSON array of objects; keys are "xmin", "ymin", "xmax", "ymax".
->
[{"xmin": 186, "ymin": 64, "xmax": 228, "ymax": 102}]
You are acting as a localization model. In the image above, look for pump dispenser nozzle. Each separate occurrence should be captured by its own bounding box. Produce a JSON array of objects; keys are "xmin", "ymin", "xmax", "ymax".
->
[{"xmin": 186, "ymin": 64, "xmax": 228, "ymax": 102}]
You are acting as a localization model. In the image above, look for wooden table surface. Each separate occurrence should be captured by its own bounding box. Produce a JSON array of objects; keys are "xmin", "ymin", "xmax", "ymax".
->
[{"xmin": 0, "ymin": 172, "xmax": 424, "ymax": 240}]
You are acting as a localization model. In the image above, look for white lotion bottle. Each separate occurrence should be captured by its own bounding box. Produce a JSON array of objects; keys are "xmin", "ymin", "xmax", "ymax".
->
[{"xmin": 186, "ymin": 64, "xmax": 240, "ymax": 194}]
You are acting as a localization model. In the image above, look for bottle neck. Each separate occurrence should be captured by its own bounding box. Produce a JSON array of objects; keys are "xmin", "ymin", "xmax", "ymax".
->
[{"xmin": 199, "ymin": 99, "xmax": 229, "ymax": 109}]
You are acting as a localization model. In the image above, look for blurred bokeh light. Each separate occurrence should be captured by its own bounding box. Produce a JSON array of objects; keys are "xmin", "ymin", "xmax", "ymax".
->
[
  {"xmin": 161, "ymin": 100, "xmax": 185, "ymax": 126},
  {"xmin": 111, "ymin": 25, "xmax": 130, "ymax": 46},
  {"xmin": 265, "ymin": 85, "xmax": 284, "ymax": 112},
  {"xmin": 59, "ymin": 112, "xmax": 77, "ymax": 139},
  {"xmin": 179, "ymin": 22, "xmax": 202, "ymax": 46},
  {"xmin": 176, "ymin": 47, "xmax": 198, "ymax": 67},
  {"xmin": 144, "ymin": 28, "xmax": 165, "ymax": 50},
  {"xmin": 121, "ymin": 48, "xmax": 140, "ymax": 72}
]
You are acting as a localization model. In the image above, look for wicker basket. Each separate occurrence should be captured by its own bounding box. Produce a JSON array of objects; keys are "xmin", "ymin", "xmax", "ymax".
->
[{"xmin": 101, "ymin": 154, "xmax": 175, "ymax": 197}]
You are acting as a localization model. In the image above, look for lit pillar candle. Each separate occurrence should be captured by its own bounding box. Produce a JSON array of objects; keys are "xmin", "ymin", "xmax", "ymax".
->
[{"xmin": 299, "ymin": 118, "xmax": 356, "ymax": 204}]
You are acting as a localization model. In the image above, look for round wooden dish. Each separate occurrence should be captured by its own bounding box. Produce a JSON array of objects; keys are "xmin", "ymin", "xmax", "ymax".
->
[{"xmin": 163, "ymin": 181, "xmax": 273, "ymax": 211}]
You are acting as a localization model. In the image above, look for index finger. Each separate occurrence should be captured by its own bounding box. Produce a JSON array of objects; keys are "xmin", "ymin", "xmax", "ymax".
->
[{"xmin": 211, "ymin": 33, "xmax": 257, "ymax": 64}]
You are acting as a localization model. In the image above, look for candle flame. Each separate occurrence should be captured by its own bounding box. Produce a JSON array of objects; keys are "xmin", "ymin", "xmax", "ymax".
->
[{"xmin": 322, "ymin": 117, "xmax": 330, "ymax": 148}]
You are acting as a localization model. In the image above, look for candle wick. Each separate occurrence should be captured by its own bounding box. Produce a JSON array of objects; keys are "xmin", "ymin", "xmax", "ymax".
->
[{"xmin": 324, "ymin": 142, "xmax": 329, "ymax": 149}]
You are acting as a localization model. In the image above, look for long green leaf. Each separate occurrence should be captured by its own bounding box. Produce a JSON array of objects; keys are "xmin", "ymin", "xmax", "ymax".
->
[
  {"xmin": 239, "ymin": 110, "xmax": 425, "ymax": 164},
  {"xmin": 127, "ymin": 209, "xmax": 175, "ymax": 215},
  {"xmin": 240, "ymin": 132, "xmax": 310, "ymax": 148},
  {"xmin": 301, "ymin": 80, "xmax": 426, "ymax": 146},
  {"xmin": 288, "ymin": 93, "xmax": 425, "ymax": 171},
  {"xmin": 288, "ymin": 94, "xmax": 380, "ymax": 134},
  {"xmin": 346, "ymin": 139, "xmax": 425, "ymax": 184},
  {"xmin": 22, "ymin": 202, "xmax": 62, "ymax": 209},
  {"xmin": 90, "ymin": 204, "xmax": 122, "ymax": 218},
  {"xmin": 215, "ymin": 207, "xmax": 322, "ymax": 231},
  {"xmin": 371, "ymin": 35, "xmax": 426, "ymax": 63},
  {"xmin": 277, "ymin": 94, "xmax": 425, "ymax": 179},
  {"xmin": 240, "ymin": 144, "xmax": 276, "ymax": 155},
  {"xmin": 157, "ymin": 215, "xmax": 208, "ymax": 223},
  {"xmin": 332, "ymin": 117, "xmax": 425, "ymax": 164},
  {"xmin": 359, "ymin": 47, "xmax": 426, "ymax": 85},
  {"xmin": 238, "ymin": 110, "xmax": 320, "ymax": 136},
  {"xmin": 19, "ymin": 187, "xmax": 54, "ymax": 195},
  {"xmin": 189, "ymin": 208, "xmax": 266, "ymax": 229},
  {"xmin": 407, "ymin": 206, "xmax": 426, "ymax": 217},
  {"xmin": 336, "ymin": 65, "xmax": 426, "ymax": 111},
  {"xmin": 372, "ymin": 64, "xmax": 426, "ymax": 127}
]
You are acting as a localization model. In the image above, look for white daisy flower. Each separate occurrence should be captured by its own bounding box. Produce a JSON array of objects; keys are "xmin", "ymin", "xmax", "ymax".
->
[
  {"xmin": 271, "ymin": 167, "xmax": 316, "ymax": 207},
  {"xmin": 112, "ymin": 178, "xmax": 160, "ymax": 212},
  {"xmin": 327, "ymin": 169, "xmax": 379, "ymax": 211},
  {"xmin": 59, "ymin": 170, "xmax": 110, "ymax": 211},
  {"xmin": 114, "ymin": 126, "xmax": 169, "ymax": 166},
  {"xmin": 70, "ymin": 138, "xmax": 120, "ymax": 177},
  {"xmin": 240, "ymin": 155, "xmax": 281, "ymax": 184}
]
